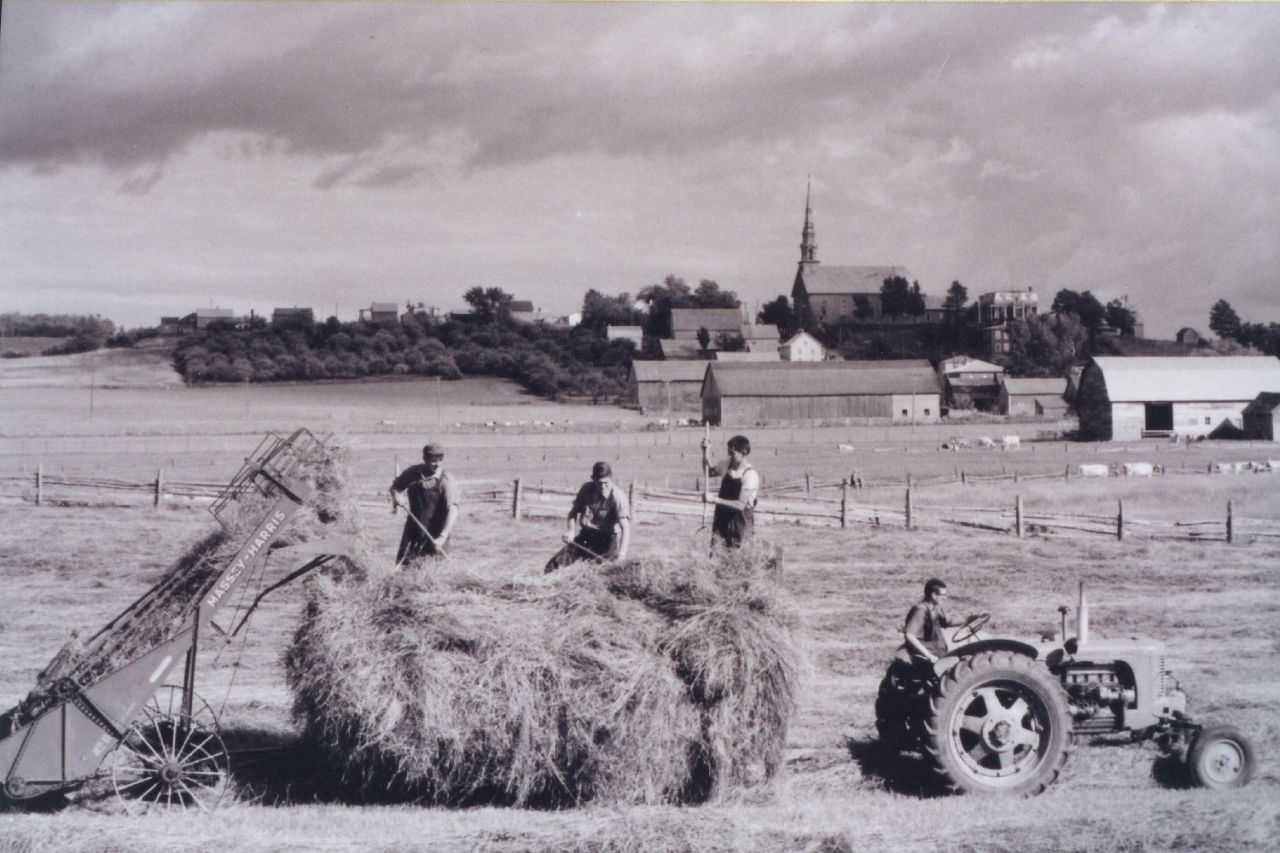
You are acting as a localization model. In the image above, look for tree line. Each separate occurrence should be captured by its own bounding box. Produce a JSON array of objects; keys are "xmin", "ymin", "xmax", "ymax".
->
[{"xmin": 1209, "ymin": 299, "xmax": 1280, "ymax": 356}]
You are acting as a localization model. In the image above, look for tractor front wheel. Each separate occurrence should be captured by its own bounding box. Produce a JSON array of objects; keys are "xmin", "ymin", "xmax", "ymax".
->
[
  {"xmin": 1187, "ymin": 724, "xmax": 1255, "ymax": 790},
  {"xmin": 924, "ymin": 650, "xmax": 1071, "ymax": 796}
]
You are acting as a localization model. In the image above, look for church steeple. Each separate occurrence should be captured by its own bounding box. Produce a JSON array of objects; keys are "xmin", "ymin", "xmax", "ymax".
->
[{"xmin": 799, "ymin": 177, "xmax": 818, "ymax": 265}]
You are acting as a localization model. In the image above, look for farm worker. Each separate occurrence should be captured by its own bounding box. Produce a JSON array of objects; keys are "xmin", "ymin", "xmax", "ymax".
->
[
  {"xmin": 895, "ymin": 577, "xmax": 959, "ymax": 669},
  {"xmin": 388, "ymin": 443, "xmax": 460, "ymax": 564},
  {"xmin": 702, "ymin": 434, "xmax": 759, "ymax": 549},
  {"xmin": 544, "ymin": 461, "xmax": 631, "ymax": 572}
]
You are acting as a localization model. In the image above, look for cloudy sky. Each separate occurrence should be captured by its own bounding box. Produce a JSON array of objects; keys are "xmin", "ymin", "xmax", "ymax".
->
[{"xmin": 1, "ymin": 2, "xmax": 1277, "ymax": 337}]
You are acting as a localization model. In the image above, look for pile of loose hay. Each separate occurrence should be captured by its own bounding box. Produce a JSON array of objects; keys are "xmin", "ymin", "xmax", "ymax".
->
[{"xmin": 285, "ymin": 543, "xmax": 801, "ymax": 807}]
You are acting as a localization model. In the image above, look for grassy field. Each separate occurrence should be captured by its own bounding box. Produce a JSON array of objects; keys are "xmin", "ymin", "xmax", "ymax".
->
[{"xmin": 1, "ymin": 368, "xmax": 1278, "ymax": 850}]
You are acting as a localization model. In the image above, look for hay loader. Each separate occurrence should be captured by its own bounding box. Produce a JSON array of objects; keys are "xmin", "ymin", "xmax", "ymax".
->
[
  {"xmin": 874, "ymin": 583, "xmax": 1256, "ymax": 796},
  {"xmin": 0, "ymin": 429, "xmax": 344, "ymax": 811}
]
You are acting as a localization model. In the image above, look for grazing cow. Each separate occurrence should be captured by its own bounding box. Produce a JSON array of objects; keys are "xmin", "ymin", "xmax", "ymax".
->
[
  {"xmin": 1078, "ymin": 463, "xmax": 1111, "ymax": 477},
  {"xmin": 1002, "ymin": 435, "xmax": 1021, "ymax": 450},
  {"xmin": 1122, "ymin": 462, "xmax": 1154, "ymax": 477}
]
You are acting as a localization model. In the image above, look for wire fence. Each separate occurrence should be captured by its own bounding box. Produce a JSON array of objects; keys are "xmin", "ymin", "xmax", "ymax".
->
[{"xmin": 3, "ymin": 462, "xmax": 1278, "ymax": 545}]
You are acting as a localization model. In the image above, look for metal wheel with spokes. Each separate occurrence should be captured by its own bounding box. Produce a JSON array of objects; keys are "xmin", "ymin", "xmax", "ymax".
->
[
  {"xmin": 925, "ymin": 651, "xmax": 1071, "ymax": 796},
  {"xmin": 109, "ymin": 686, "xmax": 229, "ymax": 813}
]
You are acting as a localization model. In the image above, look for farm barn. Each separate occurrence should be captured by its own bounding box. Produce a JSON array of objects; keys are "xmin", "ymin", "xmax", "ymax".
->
[
  {"xmin": 701, "ymin": 360, "xmax": 940, "ymax": 427},
  {"xmin": 1076, "ymin": 356, "xmax": 1280, "ymax": 441},
  {"xmin": 669, "ymin": 307, "xmax": 744, "ymax": 342},
  {"xmin": 626, "ymin": 360, "xmax": 708, "ymax": 415},
  {"xmin": 939, "ymin": 355, "xmax": 1004, "ymax": 410},
  {"xmin": 999, "ymin": 377, "xmax": 1068, "ymax": 417},
  {"xmin": 1243, "ymin": 392, "xmax": 1280, "ymax": 441}
]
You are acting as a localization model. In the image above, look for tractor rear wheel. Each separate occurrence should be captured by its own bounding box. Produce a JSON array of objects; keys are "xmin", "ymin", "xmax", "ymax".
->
[
  {"xmin": 1187, "ymin": 724, "xmax": 1254, "ymax": 790},
  {"xmin": 924, "ymin": 650, "xmax": 1071, "ymax": 796}
]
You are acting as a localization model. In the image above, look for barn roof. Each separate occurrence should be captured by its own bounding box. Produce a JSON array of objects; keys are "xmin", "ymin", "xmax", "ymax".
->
[
  {"xmin": 940, "ymin": 356, "xmax": 1003, "ymax": 375},
  {"xmin": 657, "ymin": 339, "xmax": 704, "ymax": 359},
  {"xmin": 1243, "ymin": 391, "xmax": 1280, "ymax": 415},
  {"xmin": 1001, "ymin": 377, "xmax": 1067, "ymax": 396},
  {"xmin": 1091, "ymin": 356, "xmax": 1280, "ymax": 403},
  {"xmin": 630, "ymin": 360, "xmax": 710, "ymax": 383},
  {"xmin": 370, "ymin": 302, "xmax": 399, "ymax": 312},
  {"xmin": 947, "ymin": 376, "xmax": 1000, "ymax": 389},
  {"xmin": 713, "ymin": 350, "xmax": 780, "ymax": 362},
  {"xmin": 670, "ymin": 308, "xmax": 744, "ymax": 333},
  {"xmin": 509, "ymin": 300, "xmax": 535, "ymax": 313},
  {"xmin": 796, "ymin": 265, "xmax": 912, "ymax": 295},
  {"xmin": 780, "ymin": 331, "xmax": 822, "ymax": 350},
  {"xmin": 704, "ymin": 361, "xmax": 939, "ymax": 398}
]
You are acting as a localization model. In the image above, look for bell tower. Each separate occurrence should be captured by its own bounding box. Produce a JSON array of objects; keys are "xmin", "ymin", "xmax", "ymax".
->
[{"xmin": 799, "ymin": 177, "xmax": 818, "ymax": 265}]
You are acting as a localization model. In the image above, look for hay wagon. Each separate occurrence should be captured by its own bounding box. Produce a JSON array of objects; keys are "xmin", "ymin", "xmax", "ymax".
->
[{"xmin": 0, "ymin": 429, "xmax": 342, "ymax": 811}]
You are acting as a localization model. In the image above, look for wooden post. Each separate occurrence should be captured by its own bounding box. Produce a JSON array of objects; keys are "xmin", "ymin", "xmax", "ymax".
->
[
  {"xmin": 154, "ymin": 467, "xmax": 164, "ymax": 508},
  {"xmin": 1065, "ymin": 465, "xmax": 1070, "ymax": 481},
  {"xmin": 961, "ymin": 469, "xmax": 967, "ymax": 485},
  {"xmin": 841, "ymin": 481, "xmax": 849, "ymax": 529},
  {"xmin": 805, "ymin": 472, "xmax": 812, "ymax": 494},
  {"xmin": 906, "ymin": 472, "xmax": 912, "ymax": 489},
  {"xmin": 905, "ymin": 486, "xmax": 913, "ymax": 530},
  {"xmin": 1013, "ymin": 469, "xmax": 1019, "ymax": 484},
  {"xmin": 1116, "ymin": 499, "xmax": 1125, "ymax": 541},
  {"xmin": 36, "ymin": 463, "xmax": 43, "ymax": 506},
  {"xmin": 629, "ymin": 478, "xmax": 636, "ymax": 521},
  {"xmin": 1015, "ymin": 495, "xmax": 1023, "ymax": 538},
  {"xmin": 512, "ymin": 477, "xmax": 523, "ymax": 520},
  {"xmin": 1226, "ymin": 500, "xmax": 1234, "ymax": 544}
]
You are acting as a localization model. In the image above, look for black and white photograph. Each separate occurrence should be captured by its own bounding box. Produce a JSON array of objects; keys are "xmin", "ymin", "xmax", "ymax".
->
[{"xmin": 1, "ymin": 2, "xmax": 1278, "ymax": 850}]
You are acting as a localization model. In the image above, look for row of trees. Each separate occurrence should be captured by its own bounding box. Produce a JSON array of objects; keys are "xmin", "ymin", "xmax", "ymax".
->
[
  {"xmin": 0, "ymin": 313, "xmax": 118, "ymax": 355},
  {"xmin": 175, "ymin": 302, "xmax": 638, "ymax": 400},
  {"xmin": 1209, "ymin": 300, "xmax": 1280, "ymax": 356}
]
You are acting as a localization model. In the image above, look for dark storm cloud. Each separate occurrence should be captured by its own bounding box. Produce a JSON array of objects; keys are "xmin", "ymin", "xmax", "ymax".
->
[{"xmin": 5, "ymin": 3, "xmax": 1276, "ymax": 186}]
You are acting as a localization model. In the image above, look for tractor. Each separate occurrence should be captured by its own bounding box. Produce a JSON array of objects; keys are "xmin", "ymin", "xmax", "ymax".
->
[{"xmin": 874, "ymin": 583, "xmax": 1256, "ymax": 796}]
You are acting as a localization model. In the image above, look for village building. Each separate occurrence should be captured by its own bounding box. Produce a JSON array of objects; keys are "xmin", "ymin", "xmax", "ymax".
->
[
  {"xmin": 657, "ymin": 338, "xmax": 704, "ymax": 360},
  {"xmin": 740, "ymin": 323, "xmax": 780, "ymax": 352},
  {"xmin": 998, "ymin": 376, "xmax": 1068, "ymax": 418},
  {"xmin": 939, "ymin": 355, "xmax": 1004, "ymax": 411},
  {"xmin": 157, "ymin": 316, "xmax": 182, "ymax": 336},
  {"xmin": 271, "ymin": 307, "xmax": 315, "ymax": 329},
  {"xmin": 606, "ymin": 325, "xmax": 644, "ymax": 347},
  {"xmin": 1076, "ymin": 356, "xmax": 1280, "ymax": 441},
  {"xmin": 508, "ymin": 300, "xmax": 537, "ymax": 323},
  {"xmin": 1243, "ymin": 392, "xmax": 1280, "ymax": 441},
  {"xmin": 1176, "ymin": 327, "xmax": 1201, "ymax": 346},
  {"xmin": 626, "ymin": 360, "xmax": 709, "ymax": 415},
  {"xmin": 778, "ymin": 331, "xmax": 825, "ymax": 362},
  {"xmin": 701, "ymin": 360, "xmax": 940, "ymax": 427},
  {"xmin": 361, "ymin": 302, "xmax": 399, "ymax": 324},
  {"xmin": 977, "ymin": 289, "xmax": 1039, "ymax": 357},
  {"xmin": 178, "ymin": 308, "xmax": 235, "ymax": 332},
  {"xmin": 669, "ymin": 308, "xmax": 745, "ymax": 343}
]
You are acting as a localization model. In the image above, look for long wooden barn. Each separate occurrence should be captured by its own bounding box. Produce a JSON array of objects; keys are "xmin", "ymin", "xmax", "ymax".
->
[
  {"xmin": 626, "ymin": 360, "xmax": 709, "ymax": 416},
  {"xmin": 1076, "ymin": 356, "xmax": 1280, "ymax": 441},
  {"xmin": 701, "ymin": 360, "xmax": 940, "ymax": 426}
]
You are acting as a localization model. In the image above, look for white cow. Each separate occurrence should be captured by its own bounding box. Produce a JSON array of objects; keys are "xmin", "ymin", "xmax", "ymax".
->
[{"xmin": 1078, "ymin": 464, "xmax": 1111, "ymax": 478}]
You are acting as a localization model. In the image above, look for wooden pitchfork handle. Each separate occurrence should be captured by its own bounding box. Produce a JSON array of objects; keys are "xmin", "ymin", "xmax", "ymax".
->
[
  {"xmin": 393, "ymin": 494, "xmax": 448, "ymax": 559},
  {"xmin": 566, "ymin": 537, "xmax": 607, "ymax": 562}
]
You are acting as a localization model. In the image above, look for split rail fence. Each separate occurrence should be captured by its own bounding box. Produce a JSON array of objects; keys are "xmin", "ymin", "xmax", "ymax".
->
[{"xmin": 3, "ymin": 462, "xmax": 1278, "ymax": 546}]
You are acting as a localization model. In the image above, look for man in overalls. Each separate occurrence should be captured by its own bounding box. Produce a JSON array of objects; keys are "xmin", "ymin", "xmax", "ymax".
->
[
  {"xmin": 388, "ymin": 443, "xmax": 461, "ymax": 564},
  {"xmin": 702, "ymin": 434, "xmax": 759, "ymax": 549},
  {"xmin": 545, "ymin": 461, "xmax": 631, "ymax": 572}
]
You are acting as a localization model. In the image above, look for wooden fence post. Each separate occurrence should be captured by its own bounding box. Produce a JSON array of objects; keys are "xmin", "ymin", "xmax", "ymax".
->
[
  {"xmin": 1116, "ymin": 499, "xmax": 1125, "ymax": 541},
  {"xmin": 1014, "ymin": 469, "xmax": 1019, "ymax": 484},
  {"xmin": 36, "ymin": 463, "xmax": 43, "ymax": 506},
  {"xmin": 841, "ymin": 481, "xmax": 849, "ymax": 529},
  {"xmin": 1015, "ymin": 495, "xmax": 1023, "ymax": 538},
  {"xmin": 805, "ymin": 472, "xmax": 812, "ymax": 494},
  {"xmin": 154, "ymin": 467, "xmax": 164, "ymax": 509},
  {"xmin": 1226, "ymin": 499, "xmax": 1233, "ymax": 544},
  {"xmin": 629, "ymin": 478, "xmax": 636, "ymax": 521},
  {"xmin": 906, "ymin": 472, "xmax": 913, "ymax": 489},
  {"xmin": 905, "ymin": 486, "xmax": 913, "ymax": 530},
  {"xmin": 961, "ymin": 469, "xmax": 966, "ymax": 485},
  {"xmin": 1065, "ymin": 465, "xmax": 1070, "ymax": 481},
  {"xmin": 512, "ymin": 477, "xmax": 523, "ymax": 520}
]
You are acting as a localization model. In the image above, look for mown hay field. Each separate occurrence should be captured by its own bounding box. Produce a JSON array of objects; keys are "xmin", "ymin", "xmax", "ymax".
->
[{"xmin": 2, "ymin": 463, "xmax": 1278, "ymax": 849}]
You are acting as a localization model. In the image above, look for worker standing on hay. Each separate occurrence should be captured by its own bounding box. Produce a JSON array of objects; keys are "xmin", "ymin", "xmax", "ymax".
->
[
  {"xmin": 388, "ymin": 443, "xmax": 460, "ymax": 564},
  {"xmin": 702, "ymin": 434, "xmax": 759, "ymax": 549},
  {"xmin": 544, "ymin": 461, "xmax": 631, "ymax": 572}
]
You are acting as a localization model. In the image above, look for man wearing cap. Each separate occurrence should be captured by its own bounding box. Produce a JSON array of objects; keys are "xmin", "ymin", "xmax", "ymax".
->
[
  {"xmin": 388, "ymin": 443, "xmax": 461, "ymax": 564},
  {"xmin": 544, "ymin": 461, "xmax": 631, "ymax": 572}
]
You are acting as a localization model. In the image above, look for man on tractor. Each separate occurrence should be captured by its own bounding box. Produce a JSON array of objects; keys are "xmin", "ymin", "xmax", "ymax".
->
[{"xmin": 897, "ymin": 577, "xmax": 959, "ymax": 670}]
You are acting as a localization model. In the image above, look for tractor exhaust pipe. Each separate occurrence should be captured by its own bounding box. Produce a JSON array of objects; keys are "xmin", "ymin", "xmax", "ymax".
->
[{"xmin": 1077, "ymin": 581, "xmax": 1090, "ymax": 646}]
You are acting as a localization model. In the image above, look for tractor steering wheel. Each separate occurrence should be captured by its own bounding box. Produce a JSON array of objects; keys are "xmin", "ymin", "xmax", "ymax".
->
[{"xmin": 951, "ymin": 612, "xmax": 990, "ymax": 644}]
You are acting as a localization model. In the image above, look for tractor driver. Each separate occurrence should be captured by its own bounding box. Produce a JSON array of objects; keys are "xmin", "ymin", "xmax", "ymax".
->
[{"xmin": 895, "ymin": 577, "xmax": 959, "ymax": 670}]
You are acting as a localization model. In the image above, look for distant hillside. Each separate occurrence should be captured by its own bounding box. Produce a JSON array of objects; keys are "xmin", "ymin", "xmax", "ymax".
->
[{"xmin": 0, "ymin": 339, "xmax": 182, "ymax": 388}]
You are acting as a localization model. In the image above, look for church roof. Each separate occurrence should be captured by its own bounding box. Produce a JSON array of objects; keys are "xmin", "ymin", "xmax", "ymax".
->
[
  {"xmin": 797, "ymin": 265, "xmax": 912, "ymax": 295},
  {"xmin": 670, "ymin": 308, "xmax": 744, "ymax": 333}
]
